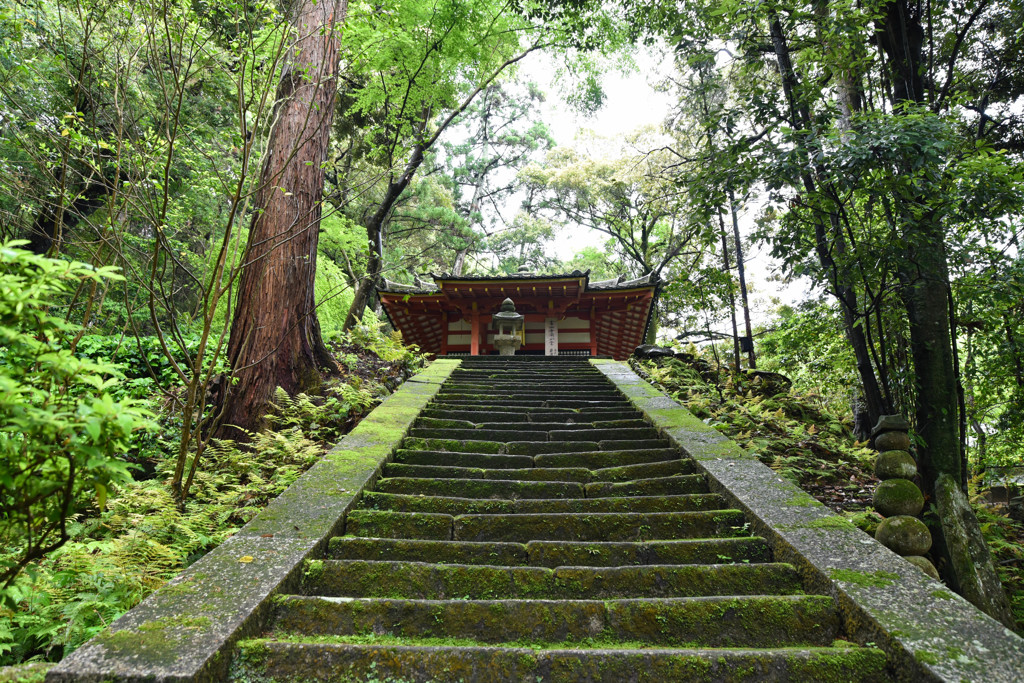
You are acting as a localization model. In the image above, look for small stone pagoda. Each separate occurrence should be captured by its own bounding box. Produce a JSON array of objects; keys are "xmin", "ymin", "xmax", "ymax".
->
[{"xmin": 377, "ymin": 270, "xmax": 660, "ymax": 359}]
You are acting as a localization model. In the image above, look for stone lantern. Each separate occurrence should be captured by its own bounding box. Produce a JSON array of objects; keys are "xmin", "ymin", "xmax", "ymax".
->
[{"xmin": 492, "ymin": 298, "xmax": 524, "ymax": 356}]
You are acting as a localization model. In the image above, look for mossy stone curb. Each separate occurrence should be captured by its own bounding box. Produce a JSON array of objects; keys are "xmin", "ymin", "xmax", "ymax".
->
[
  {"xmin": 46, "ymin": 359, "xmax": 460, "ymax": 683},
  {"xmin": 591, "ymin": 359, "xmax": 1024, "ymax": 682}
]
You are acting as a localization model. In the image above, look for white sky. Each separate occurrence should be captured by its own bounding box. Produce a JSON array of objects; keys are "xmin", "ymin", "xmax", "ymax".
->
[{"xmin": 516, "ymin": 50, "xmax": 808, "ymax": 330}]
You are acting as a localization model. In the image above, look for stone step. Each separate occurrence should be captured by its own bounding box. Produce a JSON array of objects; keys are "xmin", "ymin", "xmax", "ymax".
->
[
  {"xmin": 407, "ymin": 428, "xmax": 663, "ymax": 444},
  {"xmin": 585, "ymin": 475, "xmax": 708, "ymax": 498},
  {"xmin": 401, "ymin": 437, "xmax": 606, "ymax": 455},
  {"xmin": 233, "ymin": 640, "xmax": 889, "ymax": 683},
  {"xmin": 414, "ymin": 418, "xmax": 651, "ymax": 431},
  {"xmin": 434, "ymin": 399, "xmax": 633, "ymax": 409},
  {"xmin": 453, "ymin": 510, "xmax": 746, "ymax": 543},
  {"xmin": 420, "ymin": 408, "xmax": 644, "ymax": 422},
  {"xmin": 374, "ymin": 477, "xmax": 586, "ymax": 500},
  {"xmin": 300, "ymin": 560, "xmax": 805, "ymax": 599},
  {"xmin": 435, "ymin": 391, "xmax": 626, "ymax": 401},
  {"xmin": 345, "ymin": 509, "xmax": 744, "ymax": 543},
  {"xmin": 326, "ymin": 536, "xmax": 771, "ymax": 566},
  {"xmin": 383, "ymin": 462, "xmax": 596, "ymax": 483},
  {"xmin": 591, "ymin": 458, "xmax": 695, "ymax": 481},
  {"xmin": 392, "ymin": 449, "xmax": 535, "ymax": 469},
  {"xmin": 359, "ymin": 492, "xmax": 723, "ymax": 516},
  {"xmin": 533, "ymin": 448, "xmax": 680, "ymax": 469},
  {"xmin": 381, "ymin": 458, "xmax": 694, "ymax": 483},
  {"xmin": 270, "ymin": 594, "xmax": 841, "ymax": 647},
  {"xmin": 442, "ymin": 380, "xmax": 614, "ymax": 388},
  {"xmin": 399, "ymin": 437, "xmax": 673, "ymax": 456}
]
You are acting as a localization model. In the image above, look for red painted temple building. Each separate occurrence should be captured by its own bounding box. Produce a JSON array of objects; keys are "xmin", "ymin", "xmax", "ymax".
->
[{"xmin": 377, "ymin": 271, "xmax": 660, "ymax": 360}]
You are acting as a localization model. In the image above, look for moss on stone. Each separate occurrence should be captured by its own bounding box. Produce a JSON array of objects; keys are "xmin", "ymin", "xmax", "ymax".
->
[
  {"xmin": 873, "ymin": 478, "xmax": 925, "ymax": 517},
  {"xmin": 829, "ymin": 568, "xmax": 901, "ymax": 588}
]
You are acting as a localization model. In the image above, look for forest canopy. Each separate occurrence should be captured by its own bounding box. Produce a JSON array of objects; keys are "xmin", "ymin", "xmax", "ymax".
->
[{"xmin": 1, "ymin": 0, "xmax": 1024, "ymax": 665}]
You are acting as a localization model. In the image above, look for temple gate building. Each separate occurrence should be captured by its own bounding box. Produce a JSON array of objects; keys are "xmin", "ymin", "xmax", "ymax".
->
[{"xmin": 377, "ymin": 271, "xmax": 660, "ymax": 359}]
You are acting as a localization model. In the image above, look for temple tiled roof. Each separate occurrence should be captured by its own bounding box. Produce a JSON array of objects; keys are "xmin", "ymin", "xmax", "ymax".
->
[{"xmin": 379, "ymin": 270, "xmax": 657, "ymax": 295}]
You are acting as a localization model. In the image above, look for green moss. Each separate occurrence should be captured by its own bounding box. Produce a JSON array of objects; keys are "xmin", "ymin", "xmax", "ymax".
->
[
  {"xmin": 914, "ymin": 649, "xmax": 940, "ymax": 665},
  {"xmin": 931, "ymin": 589, "xmax": 956, "ymax": 600},
  {"xmin": 95, "ymin": 613, "xmax": 215, "ymax": 661},
  {"xmin": 304, "ymin": 559, "xmax": 325, "ymax": 582},
  {"xmin": 0, "ymin": 662, "xmax": 53, "ymax": 683},
  {"xmin": 829, "ymin": 568, "xmax": 900, "ymax": 588},
  {"xmin": 801, "ymin": 515, "xmax": 857, "ymax": 531},
  {"xmin": 783, "ymin": 492, "xmax": 819, "ymax": 507}
]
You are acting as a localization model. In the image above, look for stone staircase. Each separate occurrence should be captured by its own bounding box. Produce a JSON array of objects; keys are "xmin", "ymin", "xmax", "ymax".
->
[{"xmin": 232, "ymin": 357, "xmax": 889, "ymax": 681}]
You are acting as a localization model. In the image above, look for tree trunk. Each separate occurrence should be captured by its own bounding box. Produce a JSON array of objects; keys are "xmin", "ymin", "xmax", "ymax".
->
[
  {"xmin": 343, "ymin": 141, "xmax": 426, "ymax": 331},
  {"xmin": 769, "ymin": 17, "xmax": 888, "ymax": 425},
  {"xmin": 219, "ymin": 0, "xmax": 346, "ymax": 438},
  {"xmin": 729, "ymin": 188, "xmax": 756, "ymax": 369},
  {"xmin": 718, "ymin": 209, "xmax": 741, "ymax": 371},
  {"xmin": 878, "ymin": 1, "xmax": 1014, "ymax": 627}
]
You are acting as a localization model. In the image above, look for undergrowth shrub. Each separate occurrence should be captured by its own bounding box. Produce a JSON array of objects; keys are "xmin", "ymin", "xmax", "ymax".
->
[
  {"xmin": 634, "ymin": 353, "xmax": 876, "ymax": 502},
  {"xmin": 0, "ymin": 311, "xmax": 423, "ymax": 664},
  {"xmin": 0, "ymin": 243, "xmax": 153, "ymax": 592}
]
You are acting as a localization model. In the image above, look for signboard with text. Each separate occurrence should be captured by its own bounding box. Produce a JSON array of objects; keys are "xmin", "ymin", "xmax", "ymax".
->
[{"xmin": 545, "ymin": 318, "xmax": 558, "ymax": 356}]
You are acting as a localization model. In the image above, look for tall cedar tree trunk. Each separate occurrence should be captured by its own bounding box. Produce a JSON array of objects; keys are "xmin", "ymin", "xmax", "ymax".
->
[
  {"xmin": 219, "ymin": 0, "xmax": 345, "ymax": 437},
  {"xmin": 875, "ymin": 1, "xmax": 1014, "ymax": 626}
]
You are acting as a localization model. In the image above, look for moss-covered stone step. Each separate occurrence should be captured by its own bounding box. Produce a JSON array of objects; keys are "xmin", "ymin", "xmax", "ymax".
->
[
  {"xmin": 381, "ymin": 459, "xmax": 695, "ymax": 483},
  {"xmin": 491, "ymin": 420, "xmax": 653, "ymax": 432},
  {"xmin": 435, "ymin": 399, "xmax": 633, "ymax": 409},
  {"xmin": 232, "ymin": 640, "xmax": 889, "ymax": 683},
  {"xmin": 407, "ymin": 427, "xmax": 538, "ymax": 442},
  {"xmin": 596, "ymin": 438, "xmax": 673, "ymax": 451},
  {"xmin": 591, "ymin": 458, "xmax": 695, "ymax": 481},
  {"xmin": 302, "ymin": 560, "xmax": 805, "ymax": 599},
  {"xmin": 383, "ymin": 463, "xmax": 595, "ymax": 483},
  {"xmin": 423, "ymin": 407, "xmax": 640, "ymax": 420},
  {"xmin": 345, "ymin": 510, "xmax": 452, "ymax": 540},
  {"xmin": 408, "ymin": 426, "xmax": 660, "ymax": 442},
  {"xmin": 453, "ymin": 510, "xmax": 745, "ymax": 543},
  {"xmin": 400, "ymin": 437, "xmax": 600, "ymax": 455},
  {"xmin": 414, "ymin": 418, "xmax": 649, "ymax": 432},
  {"xmin": 442, "ymin": 380, "xmax": 615, "ymax": 390},
  {"xmin": 346, "ymin": 509, "xmax": 744, "ymax": 544},
  {"xmin": 326, "ymin": 537, "xmax": 529, "ymax": 564},
  {"xmin": 547, "ymin": 428, "xmax": 662, "ymax": 442},
  {"xmin": 392, "ymin": 449, "xmax": 534, "ymax": 469},
  {"xmin": 533, "ymin": 448, "xmax": 680, "ymax": 469},
  {"xmin": 435, "ymin": 391, "xmax": 625, "ymax": 402},
  {"xmin": 374, "ymin": 477, "xmax": 586, "ymax": 500},
  {"xmin": 359, "ymin": 492, "xmax": 726, "ymax": 516},
  {"xmin": 504, "ymin": 441, "xmax": 603, "ymax": 455},
  {"xmin": 325, "ymin": 536, "xmax": 770, "ymax": 567},
  {"xmin": 270, "ymin": 595, "xmax": 841, "ymax": 648},
  {"xmin": 585, "ymin": 474, "xmax": 708, "ymax": 498}
]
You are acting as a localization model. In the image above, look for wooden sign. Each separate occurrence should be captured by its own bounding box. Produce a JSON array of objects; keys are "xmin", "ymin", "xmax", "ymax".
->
[{"xmin": 545, "ymin": 317, "xmax": 559, "ymax": 356}]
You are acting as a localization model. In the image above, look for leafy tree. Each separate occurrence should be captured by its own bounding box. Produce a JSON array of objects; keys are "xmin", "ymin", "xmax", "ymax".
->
[
  {"xmin": 0, "ymin": 243, "xmax": 151, "ymax": 588},
  {"xmin": 521, "ymin": 128, "xmax": 720, "ymax": 341},
  {"xmin": 441, "ymin": 80, "xmax": 554, "ymax": 274},
  {"xmin": 531, "ymin": 0, "xmax": 1022, "ymax": 625},
  {"xmin": 339, "ymin": 0, "xmax": 546, "ymax": 329}
]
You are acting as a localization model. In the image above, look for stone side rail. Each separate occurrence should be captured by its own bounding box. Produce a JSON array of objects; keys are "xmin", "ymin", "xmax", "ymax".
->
[
  {"xmin": 592, "ymin": 359, "xmax": 1024, "ymax": 682},
  {"xmin": 47, "ymin": 360, "xmax": 461, "ymax": 683}
]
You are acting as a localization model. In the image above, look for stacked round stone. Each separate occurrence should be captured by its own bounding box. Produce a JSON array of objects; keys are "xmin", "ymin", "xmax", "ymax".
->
[{"xmin": 871, "ymin": 415, "xmax": 940, "ymax": 580}]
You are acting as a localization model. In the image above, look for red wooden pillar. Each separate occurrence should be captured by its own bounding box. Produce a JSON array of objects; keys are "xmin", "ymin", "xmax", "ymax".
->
[
  {"xmin": 470, "ymin": 303, "xmax": 480, "ymax": 356},
  {"xmin": 590, "ymin": 310, "xmax": 599, "ymax": 357},
  {"xmin": 440, "ymin": 312, "xmax": 448, "ymax": 355}
]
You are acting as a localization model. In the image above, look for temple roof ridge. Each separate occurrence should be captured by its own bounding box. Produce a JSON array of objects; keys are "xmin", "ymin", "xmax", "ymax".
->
[{"xmin": 378, "ymin": 269, "xmax": 659, "ymax": 295}]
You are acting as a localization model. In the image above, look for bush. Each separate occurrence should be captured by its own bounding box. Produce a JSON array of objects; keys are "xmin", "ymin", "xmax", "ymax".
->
[{"xmin": 0, "ymin": 242, "xmax": 152, "ymax": 590}]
